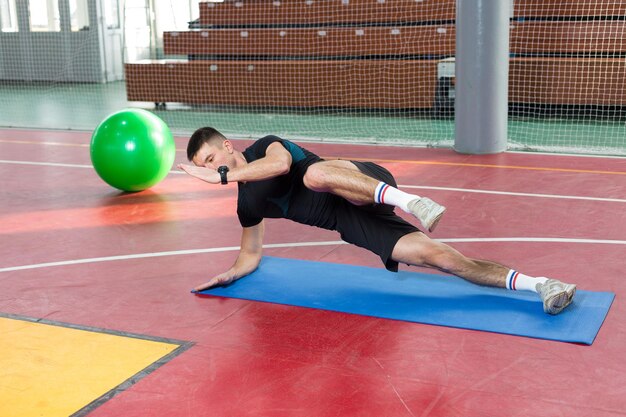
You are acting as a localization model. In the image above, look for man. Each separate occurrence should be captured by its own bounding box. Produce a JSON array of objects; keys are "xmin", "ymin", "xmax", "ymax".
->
[{"xmin": 178, "ymin": 127, "xmax": 577, "ymax": 315}]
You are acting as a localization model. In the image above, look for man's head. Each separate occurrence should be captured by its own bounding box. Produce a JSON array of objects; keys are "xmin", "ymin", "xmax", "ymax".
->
[{"xmin": 187, "ymin": 127, "xmax": 236, "ymax": 169}]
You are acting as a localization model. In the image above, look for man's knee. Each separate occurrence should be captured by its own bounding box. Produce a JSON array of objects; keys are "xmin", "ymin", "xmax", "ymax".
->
[
  {"xmin": 424, "ymin": 246, "xmax": 457, "ymax": 269},
  {"xmin": 302, "ymin": 163, "xmax": 327, "ymax": 191},
  {"xmin": 393, "ymin": 233, "xmax": 467, "ymax": 270},
  {"xmin": 411, "ymin": 244, "xmax": 449, "ymax": 267},
  {"xmin": 423, "ymin": 243, "xmax": 473, "ymax": 273}
]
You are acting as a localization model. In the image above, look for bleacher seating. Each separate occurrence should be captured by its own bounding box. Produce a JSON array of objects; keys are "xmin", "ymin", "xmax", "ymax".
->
[
  {"xmin": 126, "ymin": 59, "xmax": 437, "ymax": 108},
  {"xmin": 510, "ymin": 58, "xmax": 626, "ymax": 105},
  {"xmin": 163, "ymin": 26, "xmax": 456, "ymax": 58},
  {"xmin": 196, "ymin": 0, "xmax": 456, "ymax": 26},
  {"xmin": 125, "ymin": 0, "xmax": 626, "ymax": 111},
  {"xmin": 512, "ymin": 0, "xmax": 626, "ymax": 17}
]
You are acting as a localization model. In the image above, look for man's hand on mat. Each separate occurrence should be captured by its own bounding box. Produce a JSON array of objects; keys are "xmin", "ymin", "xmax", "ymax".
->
[
  {"xmin": 177, "ymin": 163, "xmax": 221, "ymax": 184},
  {"xmin": 194, "ymin": 272, "xmax": 235, "ymax": 292}
]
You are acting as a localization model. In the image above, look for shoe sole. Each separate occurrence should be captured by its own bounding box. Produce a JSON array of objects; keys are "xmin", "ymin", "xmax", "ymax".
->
[
  {"xmin": 426, "ymin": 207, "xmax": 446, "ymax": 232},
  {"xmin": 545, "ymin": 285, "xmax": 577, "ymax": 315}
]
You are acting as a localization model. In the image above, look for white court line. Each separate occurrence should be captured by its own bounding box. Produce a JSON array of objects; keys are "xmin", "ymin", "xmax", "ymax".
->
[
  {"xmin": 401, "ymin": 185, "xmax": 626, "ymax": 203},
  {"xmin": 0, "ymin": 160, "xmax": 92, "ymax": 169},
  {"xmin": 507, "ymin": 149, "xmax": 626, "ymax": 160},
  {"xmin": 0, "ymin": 159, "xmax": 186, "ymax": 173},
  {"xmin": 1, "ymin": 237, "xmax": 625, "ymax": 273},
  {"xmin": 3, "ymin": 135, "xmax": 626, "ymax": 159},
  {"xmin": 1, "ymin": 159, "xmax": 623, "ymax": 201},
  {"xmin": 0, "ymin": 241, "xmax": 340, "ymax": 273}
]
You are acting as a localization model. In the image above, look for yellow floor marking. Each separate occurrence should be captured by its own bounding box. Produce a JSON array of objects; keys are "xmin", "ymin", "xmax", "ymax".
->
[
  {"xmin": 1, "ymin": 139, "xmax": 623, "ymax": 175},
  {"xmin": 0, "ymin": 317, "xmax": 179, "ymax": 417}
]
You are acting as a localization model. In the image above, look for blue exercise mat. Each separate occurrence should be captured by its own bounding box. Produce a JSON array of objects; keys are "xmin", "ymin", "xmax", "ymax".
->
[{"xmin": 195, "ymin": 257, "xmax": 614, "ymax": 345}]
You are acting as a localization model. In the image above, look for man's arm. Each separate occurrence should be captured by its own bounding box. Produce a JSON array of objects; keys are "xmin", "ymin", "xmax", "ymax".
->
[
  {"xmin": 228, "ymin": 142, "xmax": 292, "ymax": 182},
  {"xmin": 178, "ymin": 141, "xmax": 292, "ymax": 184},
  {"xmin": 193, "ymin": 220, "xmax": 265, "ymax": 292}
]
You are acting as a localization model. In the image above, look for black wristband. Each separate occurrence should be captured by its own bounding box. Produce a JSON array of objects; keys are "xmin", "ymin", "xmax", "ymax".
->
[{"xmin": 217, "ymin": 165, "xmax": 229, "ymax": 185}]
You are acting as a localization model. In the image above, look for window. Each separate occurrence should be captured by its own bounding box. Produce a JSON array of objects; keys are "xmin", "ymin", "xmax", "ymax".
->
[
  {"xmin": 0, "ymin": 0, "xmax": 17, "ymax": 32},
  {"xmin": 190, "ymin": 0, "xmax": 203, "ymax": 21},
  {"xmin": 105, "ymin": 0, "xmax": 120, "ymax": 29},
  {"xmin": 69, "ymin": 0, "xmax": 89, "ymax": 31},
  {"xmin": 30, "ymin": 0, "xmax": 61, "ymax": 32},
  {"xmin": 124, "ymin": 0, "xmax": 152, "ymax": 61}
]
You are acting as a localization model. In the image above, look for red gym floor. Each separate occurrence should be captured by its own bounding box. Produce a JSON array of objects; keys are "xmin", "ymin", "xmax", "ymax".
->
[{"xmin": 1, "ymin": 129, "xmax": 625, "ymax": 417}]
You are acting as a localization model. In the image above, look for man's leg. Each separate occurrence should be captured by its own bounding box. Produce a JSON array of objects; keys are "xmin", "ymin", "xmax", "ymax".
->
[
  {"xmin": 391, "ymin": 232, "xmax": 577, "ymax": 314},
  {"xmin": 303, "ymin": 160, "xmax": 446, "ymax": 232},
  {"xmin": 303, "ymin": 160, "xmax": 375, "ymax": 205}
]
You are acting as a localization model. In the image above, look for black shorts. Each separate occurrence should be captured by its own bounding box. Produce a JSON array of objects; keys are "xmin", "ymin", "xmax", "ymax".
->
[{"xmin": 334, "ymin": 161, "xmax": 420, "ymax": 272}]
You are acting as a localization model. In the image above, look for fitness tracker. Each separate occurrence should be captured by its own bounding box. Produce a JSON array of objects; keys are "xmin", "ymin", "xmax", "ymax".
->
[{"xmin": 217, "ymin": 165, "xmax": 229, "ymax": 185}]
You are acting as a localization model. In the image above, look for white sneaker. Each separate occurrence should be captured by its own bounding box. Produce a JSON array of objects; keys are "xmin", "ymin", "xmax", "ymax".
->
[
  {"xmin": 536, "ymin": 279, "xmax": 577, "ymax": 315},
  {"xmin": 407, "ymin": 197, "xmax": 446, "ymax": 232}
]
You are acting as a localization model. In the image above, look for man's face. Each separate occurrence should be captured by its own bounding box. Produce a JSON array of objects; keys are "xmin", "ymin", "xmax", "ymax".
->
[{"xmin": 192, "ymin": 141, "xmax": 234, "ymax": 170}]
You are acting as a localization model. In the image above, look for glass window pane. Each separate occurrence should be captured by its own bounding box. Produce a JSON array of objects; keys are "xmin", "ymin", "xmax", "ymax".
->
[
  {"xmin": 190, "ymin": 0, "xmax": 203, "ymax": 21},
  {"xmin": 155, "ymin": 0, "xmax": 192, "ymax": 32},
  {"xmin": 124, "ymin": 0, "xmax": 152, "ymax": 61},
  {"xmin": 69, "ymin": 0, "xmax": 89, "ymax": 31},
  {"xmin": 30, "ymin": 0, "xmax": 60, "ymax": 32},
  {"xmin": 105, "ymin": 0, "xmax": 120, "ymax": 29},
  {"xmin": 0, "ymin": 0, "xmax": 18, "ymax": 32}
]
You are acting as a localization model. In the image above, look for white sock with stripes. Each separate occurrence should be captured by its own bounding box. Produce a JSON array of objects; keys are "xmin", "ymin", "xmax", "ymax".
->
[
  {"xmin": 374, "ymin": 182, "xmax": 419, "ymax": 212},
  {"xmin": 506, "ymin": 270, "xmax": 548, "ymax": 293}
]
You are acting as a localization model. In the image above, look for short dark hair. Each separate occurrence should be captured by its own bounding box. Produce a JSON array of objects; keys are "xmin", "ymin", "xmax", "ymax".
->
[{"xmin": 187, "ymin": 127, "xmax": 227, "ymax": 161}]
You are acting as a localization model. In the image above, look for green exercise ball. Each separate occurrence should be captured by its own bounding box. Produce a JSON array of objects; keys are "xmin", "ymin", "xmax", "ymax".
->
[{"xmin": 90, "ymin": 109, "xmax": 175, "ymax": 192}]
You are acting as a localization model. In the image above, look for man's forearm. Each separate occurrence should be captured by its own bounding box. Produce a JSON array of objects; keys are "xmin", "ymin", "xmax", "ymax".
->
[{"xmin": 228, "ymin": 155, "xmax": 290, "ymax": 183}]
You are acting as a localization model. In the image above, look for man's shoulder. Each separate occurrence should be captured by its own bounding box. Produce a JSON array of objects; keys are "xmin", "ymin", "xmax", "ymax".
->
[
  {"xmin": 256, "ymin": 135, "xmax": 284, "ymax": 145},
  {"xmin": 244, "ymin": 135, "xmax": 318, "ymax": 164},
  {"xmin": 245, "ymin": 135, "xmax": 283, "ymax": 151},
  {"xmin": 243, "ymin": 135, "xmax": 285, "ymax": 161}
]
